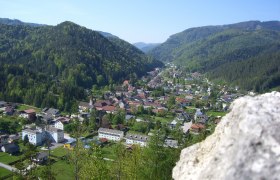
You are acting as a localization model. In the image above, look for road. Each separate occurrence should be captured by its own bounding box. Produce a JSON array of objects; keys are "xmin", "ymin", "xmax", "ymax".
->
[{"xmin": 0, "ymin": 162, "xmax": 18, "ymax": 172}]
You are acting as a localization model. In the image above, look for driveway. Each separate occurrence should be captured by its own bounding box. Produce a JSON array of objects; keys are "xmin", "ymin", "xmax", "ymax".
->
[{"xmin": 0, "ymin": 162, "xmax": 18, "ymax": 172}]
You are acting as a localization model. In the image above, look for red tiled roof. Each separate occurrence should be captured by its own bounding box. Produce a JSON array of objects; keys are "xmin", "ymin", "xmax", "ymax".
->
[
  {"xmin": 191, "ymin": 123, "xmax": 205, "ymax": 129},
  {"xmin": 176, "ymin": 97, "xmax": 189, "ymax": 103},
  {"xmin": 102, "ymin": 106, "xmax": 116, "ymax": 112},
  {"xmin": 24, "ymin": 109, "xmax": 36, "ymax": 114}
]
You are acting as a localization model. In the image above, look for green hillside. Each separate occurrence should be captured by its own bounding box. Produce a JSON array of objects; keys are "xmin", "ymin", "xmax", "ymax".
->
[
  {"xmin": 0, "ymin": 21, "xmax": 162, "ymax": 111},
  {"xmin": 149, "ymin": 21, "xmax": 280, "ymax": 92}
]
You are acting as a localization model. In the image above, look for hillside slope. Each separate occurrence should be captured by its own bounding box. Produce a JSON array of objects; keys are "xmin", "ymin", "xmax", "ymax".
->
[
  {"xmin": 149, "ymin": 21, "xmax": 280, "ymax": 91},
  {"xmin": 173, "ymin": 92, "xmax": 280, "ymax": 180},
  {"xmin": 0, "ymin": 21, "xmax": 162, "ymax": 110}
]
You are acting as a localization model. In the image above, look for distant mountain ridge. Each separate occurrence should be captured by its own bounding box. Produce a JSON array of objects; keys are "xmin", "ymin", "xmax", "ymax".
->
[
  {"xmin": 134, "ymin": 42, "xmax": 160, "ymax": 53},
  {"xmin": 0, "ymin": 17, "xmax": 46, "ymax": 27},
  {"xmin": 149, "ymin": 20, "xmax": 280, "ymax": 92}
]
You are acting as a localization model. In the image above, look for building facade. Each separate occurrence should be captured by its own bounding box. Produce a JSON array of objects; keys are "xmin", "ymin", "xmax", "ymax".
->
[
  {"xmin": 125, "ymin": 133, "xmax": 149, "ymax": 147},
  {"xmin": 98, "ymin": 128, "xmax": 124, "ymax": 141},
  {"xmin": 22, "ymin": 126, "xmax": 64, "ymax": 146}
]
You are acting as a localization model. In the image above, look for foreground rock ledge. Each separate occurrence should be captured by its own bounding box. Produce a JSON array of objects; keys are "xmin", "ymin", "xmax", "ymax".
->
[{"xmin": 173, "ymin": 92, "xmax": 280, "ymax": 180}]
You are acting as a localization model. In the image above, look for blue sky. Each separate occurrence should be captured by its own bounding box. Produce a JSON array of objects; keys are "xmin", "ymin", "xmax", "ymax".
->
[{"xmin": 0, "ymin": 0, "xmax": 279, "ymax": 43}]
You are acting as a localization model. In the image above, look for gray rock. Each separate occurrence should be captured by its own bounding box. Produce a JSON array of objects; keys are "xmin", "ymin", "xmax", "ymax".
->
[{"xmin": 173, "ymin": 92, "xmax": 280, "ymax": 180}]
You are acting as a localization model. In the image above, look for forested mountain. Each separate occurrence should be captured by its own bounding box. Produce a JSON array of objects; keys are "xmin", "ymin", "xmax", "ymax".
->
[
  {"xmin": 0, "ymin": 21, "xmax": 163, "ymax": 111},
  {"xmin": 134, "ymin": 42, "xmax": 160, "ymax": 53},
  {"xmin": 149, "ymin": 21, "xmax": 280, "ymax": 92},
  {"xmin": 0, "ymin": 18, "xmax": 45, "ymax": 27}
]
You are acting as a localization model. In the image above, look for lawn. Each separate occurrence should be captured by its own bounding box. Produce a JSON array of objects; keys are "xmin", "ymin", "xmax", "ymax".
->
[
  {"xmin": 206, "ymin": 111, "xmax": 227, "ymax": 117},
  {"xmin": 0, "ymin": 167, "xmax": 12, "ymax": 178},
  {"xmin": 154, "ymin": 115, "xmax": 174, "ymax": 124},
  {"xmin": 50, "ymin": 146, "xmax": 69, "ymax": 157},
  {"xmin": 16, "ymin": 104, "xmax": 41, "ymax": 112},
  {"xmin": 0, "ymin": 152, "xmax": 22, "ymax": 164},
  {"xmin": 52, "ymin": 160, "xmax": 74, "ymax": 180}
]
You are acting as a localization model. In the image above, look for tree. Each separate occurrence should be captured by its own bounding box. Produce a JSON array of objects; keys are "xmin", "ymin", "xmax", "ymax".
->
[
  {"xmin": 123, "ymin": 145, "xmax": 143, "ymax": 179},
  {"xmin": 167, "ymin": 96, "xmax": 176, "ymax": 109},
  {"xmin": 23, "ymin": 135, "xmax": 29, "ymax": 146},
  {"xmin": 111, "ymin": 142, "xmax": 126, "ymax": 180},
  {"xmin": 79, "ymin": 145, "xmax": 110, "ymax": 180},
  {"xmin": 141, "ymin": 130, "xmax": 179, "ymax": 180}
]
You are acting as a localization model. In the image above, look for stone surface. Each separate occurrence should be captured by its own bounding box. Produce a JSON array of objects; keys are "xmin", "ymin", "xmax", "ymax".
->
[{"xmin": 173, "ymin": 92, "xmax": 280, "ymax": 180}]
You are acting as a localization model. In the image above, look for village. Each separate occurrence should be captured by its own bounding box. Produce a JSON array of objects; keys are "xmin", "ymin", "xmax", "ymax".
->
[{"xmin": 0, "ymin": 64, "xmax": 244, "ymax": 178}]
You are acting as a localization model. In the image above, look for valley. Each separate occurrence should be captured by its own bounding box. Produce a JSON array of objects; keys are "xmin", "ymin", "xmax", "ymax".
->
[
  {"xmin": 0, "ymin": 62, "xmax": 243, "ymax": 179},
  {"xmin": 0, "ymin": 17, "xmax": 279, "ymax": 180}
]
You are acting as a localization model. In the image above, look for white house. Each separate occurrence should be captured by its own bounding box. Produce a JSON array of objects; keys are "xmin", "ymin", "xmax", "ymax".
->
[
  {"xmin": 181, "ymin": 121, "xmax": 193, "ymax": 134},
  {"xmin": 98, "ymin": 128, "xmax": 124, "ymax": 141},
  {"xmin": 22, "ymin": 126, "xmax": 64, "ymax": 146},
  {"xmin": 125, "ymin": 133, "xmax": 149, "ymax": 147},
  {"xmin": 164, "ymin": 139, "xmax": 178, "ymax": 148},
  {"xmin": 46, "ymin": 127, "xmax": 64, "ymax": 143},
  {"xmin": 22, "ymin": 128, "xmax": 44, "ymax": 146},
  {"xmin": 54, "ymin": 120, "xmax": 64, "ymax": 130}
]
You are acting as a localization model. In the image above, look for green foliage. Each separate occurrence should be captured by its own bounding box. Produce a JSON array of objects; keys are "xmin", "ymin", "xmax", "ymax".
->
[
  {"xmin": 149, "ymin": 21, "xmax": 280, "ymax": 91},
  {"xmin": 167, "ymin": 95, "xmax": 176, "ymax": 109},
  {"xmin": 0, "ymin": 22, "xmax": 163, "ymax": 111},
  {"xmin": 23, "ymin": 135, "xmax": 29, "ymax": 146},
  {"xmin": 0, "ymin": 117, "xmax": 21, "ymax": 134}
]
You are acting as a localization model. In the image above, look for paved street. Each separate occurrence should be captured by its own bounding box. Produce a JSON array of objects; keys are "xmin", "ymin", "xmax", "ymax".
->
[{"xmin": 0, "ymin": 162, "xmax": 18, "ymax": 172}]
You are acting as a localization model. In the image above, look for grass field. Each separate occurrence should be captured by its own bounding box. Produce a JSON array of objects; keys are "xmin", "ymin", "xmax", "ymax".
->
[
  {"xmin": 16, "ymin": 104, "xmax": 41, "ymax": 112},
  {"xmin": 52, "ymin": 160, "xmax": 74, "ymax": 180},
  {"xmin": 0, "ymin": 167, "xmax": 12, "ymax": 178},
  {"xmin": 206, "ymin": 111, "xmax": 227, "ymax": 117},
  {"xmin": 154, "ymin": 115, "xmax": 174, "ymax": 123},
  {"xmin": 0, "ymin": 152, "xmax": 22, "ymax": 164},
  {"xmin": 50, "ymin": 146, "xmax": 69, "ymax": 157}
]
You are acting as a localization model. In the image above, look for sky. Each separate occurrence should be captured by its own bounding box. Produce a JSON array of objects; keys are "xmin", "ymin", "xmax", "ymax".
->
[{"xmin": 0, "ymin": 0, "xmax": 279, "ymax": 43}]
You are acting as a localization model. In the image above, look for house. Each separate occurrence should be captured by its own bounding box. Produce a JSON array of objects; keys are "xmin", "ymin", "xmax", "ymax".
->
[
  {"xmin": 101, "ymin": 106, "xmax": 116, "ymax": 114},
  {"xmin": 98, "ymin": 128, "xmax": 124, "ymax": 141},
  {"xmin": 43, "ymin": 108, "xmax": 60, "ymax": 117},
  {"xmin": 78, "ymin": 101, "xmax": 93, "ymax": 112},
  {"xmin": 176, "ymin": 97, "xmax": 191, "ymax": 107},
  {"xmin": 32, "ymin": 152, "xmax": 48, "ymax": 164},
  {"xmin": 164, "ymin": 139, "xmax": 178, "ymax": 148},
  {"xmin": 22, "ymin": 126, "xmax": 64, "ymax": 146},
  {"xmin": 22, "ymin": 128, "xmax": 44, "ymax": 146},
  {"xmin": 181, "ymin": 121, "xmax": 193, "ymax": 134},
  {"xmin": 19, "ymin": 109, "xmax": 36, "ymax": 121},
  {"xmin": 94, "ymin": 100, "xmax": 112, "ymax": 110},
  {"xmin": 125, "ymin": 133, "xmax": 149, "ymax": 147},
  {"xmin": 125, "ymin": 115, "xmax": 135, "ymax": 122},
  {"xmin": 190, "ymin": 123, "xmax": 205, "ymax": 134},
  {"xmin": 194, "ymin": 109, "xmax": 208, "ymax": 124},
  {"xmin": 46, "ymin": 127, "xmax": 64, "ymax": 143},
  {"xmin": 54, "ymin": 120, "xmax": 64, "ymax": 130},
  {"xmin": 54, "ymin": 117, "xmax": 70, "ymax": 124},
  {"xmin": 1, "ymin": 143, "xmax": 20, "ymax": 154},
  {"xmin": 42, "ymin": 114, "xmax": 54, "ymax": 124},
  {"xmin": 169, "ymin": 120, "xmax": 178, "ymax": 129},
  {"xmin": 0, "ymin": 135, "xmax": 9, "ymax": 146}
]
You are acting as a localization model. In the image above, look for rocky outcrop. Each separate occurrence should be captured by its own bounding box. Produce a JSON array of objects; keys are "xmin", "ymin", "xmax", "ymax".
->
[{"xmin": 173, "ymin": 92, "xmax": 280, "ymax": 180}]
